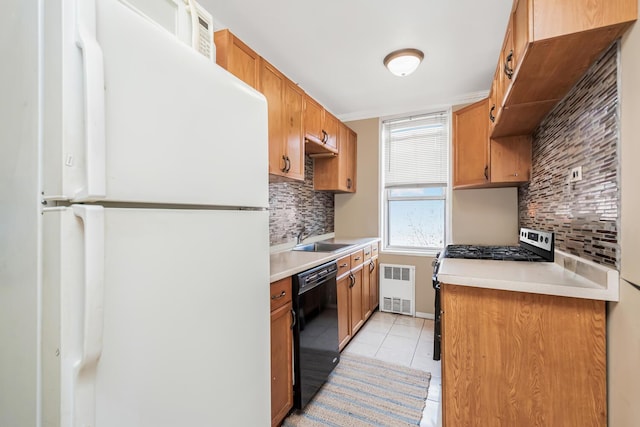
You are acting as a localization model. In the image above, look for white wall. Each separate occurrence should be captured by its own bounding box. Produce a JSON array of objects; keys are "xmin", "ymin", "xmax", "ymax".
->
[{"xmin": 452, "ymin": 188, "xmax": 519, "ymax": 245}]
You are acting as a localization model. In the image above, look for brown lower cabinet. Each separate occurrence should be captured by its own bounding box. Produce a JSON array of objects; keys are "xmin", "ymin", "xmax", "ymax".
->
[
  {"xmin": 337, "ymin": 243, "xmax": 380, "ymax": 351},
  {"xmin": 270, "ymin": 278, "xmax": 294, "ymax": 427},
  {"xmin": 441, "ymin": 283, "xmax": 606, "ymax": 427}
]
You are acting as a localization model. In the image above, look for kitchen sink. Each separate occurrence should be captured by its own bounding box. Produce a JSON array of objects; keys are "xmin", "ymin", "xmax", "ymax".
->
[{"xmin": 292, "ymin": 242, "xmax": 354, "ymax": 252}]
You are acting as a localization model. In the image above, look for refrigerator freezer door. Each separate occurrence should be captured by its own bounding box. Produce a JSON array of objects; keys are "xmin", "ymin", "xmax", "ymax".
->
[
  {"xmin": 43, "ymin": 0, "xmax": 268, "ymax": 207},
  {"xmin": 42, "ymin": 207, "xmax": 271, "ymax": 426}
]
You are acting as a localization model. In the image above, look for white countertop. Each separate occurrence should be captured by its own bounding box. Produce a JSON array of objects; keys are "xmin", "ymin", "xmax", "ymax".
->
[
  {"xmin": 438, "ymin": 249, "xmax": 619, "ymax": 301},
  {"xmin": 270, "ymin": 237, "xmax": 380, "ymax": 283}
]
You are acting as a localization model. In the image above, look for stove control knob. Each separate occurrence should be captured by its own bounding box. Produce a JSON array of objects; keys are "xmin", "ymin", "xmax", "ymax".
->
[{"xmin": 545, "ymin": 237, "xmax": 549, "ymax": 243}]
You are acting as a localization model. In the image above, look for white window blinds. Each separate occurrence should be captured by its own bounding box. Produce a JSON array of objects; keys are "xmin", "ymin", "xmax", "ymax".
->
[{"xmin": 383, "ymin": 112, "xmax": 449, "ymax": 187}]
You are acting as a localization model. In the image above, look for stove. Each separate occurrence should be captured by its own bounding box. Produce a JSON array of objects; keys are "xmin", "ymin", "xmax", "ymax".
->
[
  {"xmin": 431, "ymin": 228, "xmax": 554, "ymax": 361},
  {"xmin": 444, "ymin": 245, "xmax": 548, "ymax": 262},
  {"xmin": 443, "ymin": 228, "xmax": 554, "ymax": 262}
]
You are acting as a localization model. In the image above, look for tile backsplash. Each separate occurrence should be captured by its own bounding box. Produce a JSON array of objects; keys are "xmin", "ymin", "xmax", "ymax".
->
[
  {"xmin": 519, "ymin": 42, "xmax": 619, "ymax": 268},
  {"xmin": 269, "ymin": 156, "xmax": 334, "ymax": 245}
]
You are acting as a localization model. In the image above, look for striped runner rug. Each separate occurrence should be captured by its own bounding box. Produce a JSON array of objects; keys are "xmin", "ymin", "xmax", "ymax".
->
[{"xmin": 282, "ymin": 353, "xmax": 431, "ymax": 427}]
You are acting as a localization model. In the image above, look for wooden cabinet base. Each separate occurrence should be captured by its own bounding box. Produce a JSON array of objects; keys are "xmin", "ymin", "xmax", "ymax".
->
[
  {"xmin": 270, "ymin": 278, "xmax": 294, "ymax": 427},
  {"xmin": 441, "ymin": 284, "xmax": 606, "ymax": 427}
]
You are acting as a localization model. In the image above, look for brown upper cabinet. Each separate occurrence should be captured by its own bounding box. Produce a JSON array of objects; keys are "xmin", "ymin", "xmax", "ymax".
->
[
  {"xmin": 453, "ymin": 98, "xmax": 531, "ymax": 189},
  {"xmin": 303, "ymin": 95, "xmax": 339, "ymax": 155},
  {"xmin": 214, "ymin": 29, "xmax": 260, "ymax": 89},
  {"xmin": 214, "ymin": 29, "xmax": 359, "ymax": 189},
  {"xmin": 490, "ymin": 0, "xmax": 637, "ymax": 137},
  {"xmin": 259, "ymin": 59, "xmax": 305, "ymax": 181},
  {"xmin": 313, "ymin": 122, "xmax": 357, "ymax": 192}
]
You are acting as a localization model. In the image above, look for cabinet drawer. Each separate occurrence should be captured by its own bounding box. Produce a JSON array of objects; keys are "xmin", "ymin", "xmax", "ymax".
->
[
  {"xmin": 336, "ymin": 255, "xmax": 351, "ymax": 278},
  {"xmin": 270, "ymin": 277, "xmax": 292, "ymax": 312},
  {"xmin": 350, "ymin": 250, "xmax": 364, "ymax": 268},
  {"xmin": 363, "ymin": 245, "xmax": 372, "ymax": 261},
  {"xmin": 371, "ymin": 242, "xmax": 379, "ymax": 257}
]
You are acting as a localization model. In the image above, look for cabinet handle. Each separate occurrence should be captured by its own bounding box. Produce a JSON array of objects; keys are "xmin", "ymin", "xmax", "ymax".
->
[
  {"xmin": 484, "ymin": 165, "xmax": 489, "ymax": 181},
  {"xmin": 347, "ymin": 178, "xmax": 352, "ymax": 189},
  {"xmin": 322, "ymin": 130, "xmax": 328, "ymax": 144},
  {"xmin": 489, "ymin": 105, "xmax": 496, "ymax": 123},
  {"xmin": 290, "ymin": 309, "xmax": 296, "ymax": 329},
  {"xmin": 281, "ymin": 155, "xmax": 288, "ymax": 173},
  {"xmin": 369, "ymin": 261, "xmax": 375, "ymax": 273},
  {"xmin": 349, "ymin": 273, "xmax": 355, "ymax": 288},
  {"xmin": 503, "ymin": 50, "xmax": 514, "ymax": 79},
  {"xmin": 271, "ymin": 290, "xmax": 286, "ymax": 300},
  {"xmin": 340, "ymin": 263, "xmax": 348, "ymax": 268},
  {"xmin": 354, "ymin": 256, "xmax": 361, "ymax": 261}
]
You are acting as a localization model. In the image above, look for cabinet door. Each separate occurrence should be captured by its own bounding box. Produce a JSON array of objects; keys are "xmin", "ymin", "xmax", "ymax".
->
[
  {"xmin": 350, "ymin": 267, "xmax": 365, "ymax": 335},
  {"xmin": 441, "ymin": 283, "xmax": 606, "ymax": 427},
  {"xmin": 213, "ymin": 29, "xmax": 260, "ymax": 89},
  {"xmin": 303, "ymin": 95, "xmax": 324, "ymax": 145},
  {"xmin": 362, "ymin": 261, "xmax": 372, "ymax": 320},
  {"xmin": 512, "ymin": 0, "xmax": 530, "ymax": 76},
  {"xmin": 500, "ymin": 17, "xmax": 515, "ymax": 102},
  {"xmin": 260, "ymin": 60, "xmax": 287, "ymax": 177},
  {"xmin": 453, "ymin": 99, "xmax": 490, "ymax": 188},
  {"xmin": 490, "ymin": 136, "xmax": 532, "ymax": 183},
  {"xmin": 323, "ymin": 112, "xmax": 339, "ymax": 152},
  {"xmin": 337, "ymin": 274, "xmax": 352, "ymax": 351},
  {"xmin": 283, "ymin": 80, "xmax": 305, "ymax": 180},
  {"xmin": 369, "ymin": 258, "xmax": 379, "ymax": 312},
  {"xmin": 270, "ymin": 302, "xmax": 293, "ymax": 427},
  {"xmin": 346, "ymin": 128, "xmax": 357, "ymax": 192}
]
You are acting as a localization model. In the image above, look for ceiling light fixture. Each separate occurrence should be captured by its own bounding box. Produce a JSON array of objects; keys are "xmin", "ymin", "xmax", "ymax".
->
[{"xmin": 383, "ymin": 48, "xmax": 424, "ymax": 77}]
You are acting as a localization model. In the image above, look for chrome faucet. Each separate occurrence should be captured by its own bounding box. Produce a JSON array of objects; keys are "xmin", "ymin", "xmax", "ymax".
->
[{"xmin": 296, "ymin": 227, "xmax": 307, "ymax": 245}]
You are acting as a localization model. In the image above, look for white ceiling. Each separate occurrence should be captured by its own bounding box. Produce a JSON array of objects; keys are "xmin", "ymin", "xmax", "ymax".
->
[{"xmin": 200, "ymin": 0, "xmax": 513, "ymax": 121}]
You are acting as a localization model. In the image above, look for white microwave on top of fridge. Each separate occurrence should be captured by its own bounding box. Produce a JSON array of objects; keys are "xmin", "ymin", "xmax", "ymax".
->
[
  {"xmin": 0, "ymin": 1, "xmax": 271, "ymax": 426},
  {"xmin": 120, "ymin": 0, "xmax": 216, "ymax": 61}
]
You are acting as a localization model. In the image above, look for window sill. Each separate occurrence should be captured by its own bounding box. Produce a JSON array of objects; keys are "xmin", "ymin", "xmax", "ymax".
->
[{"xmin": 381, "ymin": 248, "xmax": 441, "ymax": 258}]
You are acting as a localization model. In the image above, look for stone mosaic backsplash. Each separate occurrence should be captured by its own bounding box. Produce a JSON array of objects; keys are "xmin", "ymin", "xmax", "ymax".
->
[
  {"xmin": 519, "ymin": 42, "xmax": 619, "ymax": 268},
  {"xmin": 269, "ymin": 156, "xmax": 334, "ymax": 245}
]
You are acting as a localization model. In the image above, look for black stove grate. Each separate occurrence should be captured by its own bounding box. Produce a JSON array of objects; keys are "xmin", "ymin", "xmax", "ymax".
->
[{"xmin": 443, "ymin": 244, "xmax": 548, "ymax": 262}]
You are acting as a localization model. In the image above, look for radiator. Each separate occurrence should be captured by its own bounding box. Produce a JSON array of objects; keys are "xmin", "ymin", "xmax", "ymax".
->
[{"xmin": 379, "ymin": 264, "xmax": 415, "ymax": 316}]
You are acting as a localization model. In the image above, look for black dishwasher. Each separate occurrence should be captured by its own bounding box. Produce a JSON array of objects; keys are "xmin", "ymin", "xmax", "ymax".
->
[{"xmin": 292, "ymin": 260, "xmax": 339, "ymax": 410}]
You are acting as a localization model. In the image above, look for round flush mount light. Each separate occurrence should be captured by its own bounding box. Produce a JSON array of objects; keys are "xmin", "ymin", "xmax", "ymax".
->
[{"xmin": 383, "ymin": 48, "xmax": 424, "ymax": 77}]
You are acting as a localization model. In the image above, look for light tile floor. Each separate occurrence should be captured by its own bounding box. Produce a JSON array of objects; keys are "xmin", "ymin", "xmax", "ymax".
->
[{"xmin": 342, "ymin": 311, "xmax": 442, "ymax": 427}]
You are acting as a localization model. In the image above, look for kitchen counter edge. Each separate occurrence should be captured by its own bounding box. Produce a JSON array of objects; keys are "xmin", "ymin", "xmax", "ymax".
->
[
  {"xmin": 437, "ymin": 249, "xmax": 619, "ymax": 302},
  {"xmin": 270, "ymin": 237, "xmax": 380, "ymax": 283}
]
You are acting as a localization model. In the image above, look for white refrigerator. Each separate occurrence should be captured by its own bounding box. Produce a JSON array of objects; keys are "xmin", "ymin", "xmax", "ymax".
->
[{"xmin": 0, "ymin": 0, "xmax": 271, "ymax": 426}]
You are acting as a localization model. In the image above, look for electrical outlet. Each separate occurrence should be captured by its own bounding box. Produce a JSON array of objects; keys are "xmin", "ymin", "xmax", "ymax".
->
[{"xmin": 570, "ymin": 166, "xmax": 583, "ymax": 182}]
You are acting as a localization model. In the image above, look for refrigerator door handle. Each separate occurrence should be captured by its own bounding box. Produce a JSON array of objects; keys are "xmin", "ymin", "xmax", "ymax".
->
[
  {"xmin": 75, "ymin": 0, "xmax": 106, "ymax": 201},
  {"xmin": 71, "ymin": 205, "xmax": 105, "ymax": 426}
]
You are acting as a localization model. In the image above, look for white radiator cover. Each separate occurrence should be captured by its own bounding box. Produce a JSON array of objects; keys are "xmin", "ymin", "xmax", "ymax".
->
[{"xmin": 379, "ymin": 264, "xmax": 415, "ymax": 316}]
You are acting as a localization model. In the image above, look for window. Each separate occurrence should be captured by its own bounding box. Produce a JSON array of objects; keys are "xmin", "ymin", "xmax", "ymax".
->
[{"xmin": 382, "ymin": 112, "xmax": 449, "ymax": 253}]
